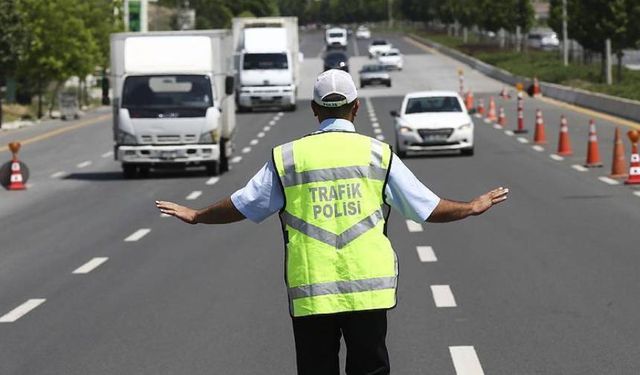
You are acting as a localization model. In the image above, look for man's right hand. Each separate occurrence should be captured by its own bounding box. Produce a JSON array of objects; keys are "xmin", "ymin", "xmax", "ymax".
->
[{"xmin": 155, "ymin": 201, "xmax": 198, "ymax": 224}]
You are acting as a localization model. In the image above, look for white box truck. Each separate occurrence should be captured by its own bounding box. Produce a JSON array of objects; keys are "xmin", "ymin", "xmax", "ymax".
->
[
  {"xmin": 232, "ymin": 17, "xmax": 301, "ymax": 112},
  {"xmin": 110, "ymin": 30, "xmax": 236, "ymax": 178}
]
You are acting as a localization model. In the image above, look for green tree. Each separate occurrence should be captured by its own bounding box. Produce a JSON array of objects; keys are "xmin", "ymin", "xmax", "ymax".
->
[{"xmin": 0, "ymin": 0, "xmax": 24, "ymax": 126}]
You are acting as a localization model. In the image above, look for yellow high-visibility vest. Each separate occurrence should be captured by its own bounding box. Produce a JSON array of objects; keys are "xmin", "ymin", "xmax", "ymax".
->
[{"xmin": 273, "ymin": 131, "xmax": 397, "ymax": 317}]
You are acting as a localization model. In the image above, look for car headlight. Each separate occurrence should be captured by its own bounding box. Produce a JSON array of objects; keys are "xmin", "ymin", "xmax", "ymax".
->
[
  {"xmin": 116, "ymin": 130, "xmax": 137, "ymax": 145},
  {"xmin": 458, "ymin": 123, "xmax": 472, "ymax": 130},
  {"xmin": 199, "ymin": 130, "xmax": 219, "ymax": 144},
  {"xmin": 399, "ymin": 126, "xmax": 413, "ymax": 133}
]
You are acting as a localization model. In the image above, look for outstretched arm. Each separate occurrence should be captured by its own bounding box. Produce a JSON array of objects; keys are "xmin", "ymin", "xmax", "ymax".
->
[
  {"xmin": 427, "ymin": 187, "xmax": 509, "ymax": 223},
  {"xmin": 155, "ymin": 197, "xmax": 246, "ymax": 225}
]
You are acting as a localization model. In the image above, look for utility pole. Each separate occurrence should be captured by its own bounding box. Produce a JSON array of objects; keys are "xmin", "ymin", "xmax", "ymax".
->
[
  {"xmin": 562, "ymin": 0, "xmax": 568, "ymax": 66},
  {"xmin": 605, "ymin": 38, "xmax": 612, "ymax": 85}
]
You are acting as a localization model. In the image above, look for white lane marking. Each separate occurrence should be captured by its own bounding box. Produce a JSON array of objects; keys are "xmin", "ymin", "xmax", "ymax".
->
[
  {"xmin": 376, "ymin": 135, "xmax": 385, "ymax": 141},
  {"xmin": 431, "ymin": 285, "xmax": 457, "ymax": 307},
  {"xmin": 370, "ymin": 116, "xmax": 378, "ymax": 122},
  {"xmin": 160, "ymin": 213, "xmax": 171, "ymax": 217},
  {"xmin": 124, "ymin": 228, "xmax": 151, "ymax": 242},
  {"xmin": 242, "ymin": 147, "xmax": 251, "ymax": 154},
  {"xmin": 598, "ymin": 176, "xmax": 621, "ymax": 185},
  {"xmin": 416, "ymin": 246, "xmax": 437, "ymax": 262},
  {"xmin": 517, "ymin": 137, "xmax": 529, "ymax": 144},
  {"xmin": 257, "ymin": 132, "xmax": 265, "ymax": 138},
  {"xmin": 206, "ymin": 177, "xmax": 220, "ymax": 185},
  {"xmin": 72, "ymin": 257, "xmax": 108, "ymax": 274},
  {"xmin": 250, "ymin": 139, "xmax": 259, "ymax": 146},
  {"xmin": 231, "ymin": 156, "xmax": 243, "ymax": 164},
  {"xmin": 532, "ymin": 145, "xmax": 545, "ymax": 152},
  {"xmin": 263, "ymin": 126, "xmax": 271, "ymax": 131},
  {"xmin": 474, "ymin": 113, "xmax": 481, "ymax": 118},
  {"xmin": 50, "ymin": 171, "xmax": 68, "ymax": 179},
  {"xmin": 0, "ymin": 299, "xmax": 46, "ymax": 323},
  {"xmin": 493, "ymin": 124, "xmax": 502, "ymax": 129},
  {"xmin": 633, "ymin": 191, "xmax": 640, "ymax": 198},
  {"xmin": 374, "ymin": 128, "xmax": 382, "ymax": 134},
  {"xmin": 572, "ymin": 164, "xmax": 589, "ymax": 172},
  {"xmin": 278, "ymin": 111, "xmax": 284, "ymax": 116},
  {"xmin": 101, "ymin": 151, "xmax": 113, "ymax": 158},
  {"xmin": 483, "ymin": 119, "xmax": 491, "ymax": 124},
  {"xmin": 504, "ymin": 130, "xmax": 515, "ymax": 136},
  {"xmin": 269, "ymin": 120, "xmax": 276, "ymax": 126},
  {"xmin": 449, "ymin": 346, "xmax": 485, "ymax": 375},
  {"xmin": 371, "ymin": 122, "xmax": 380, "ymax": 128},
  {"xmin": 549, "ymin": 154, "xmax": 564, "ymax": 161},
  {"xmin": 186, "ymin": 191, "xmax": 202, "ymax": 200},
  {"xmin": 406, "ymin": 220, "xmax": 424, "ymax": 232},
  {"xmin": 77, "ymin": 160, "xmax": 92, "ymax": 168}
]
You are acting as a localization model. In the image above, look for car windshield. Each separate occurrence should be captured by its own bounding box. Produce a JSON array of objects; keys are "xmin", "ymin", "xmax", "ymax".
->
[
  {"xmin": 329, "ymin": 32, "xmax": 344, "ymax": 38},
  {"xmin": 362, "ymin": 65, "xmax": 385, "ymax": 72},
  {"xmin": 387, "ymin": 52, "xmax": 399, "ymax": 56},
  {"xmin": 243, "ymin": 53, "xmax": 288, "ymax": 70},
  {"xmin": 405, "ymin": 96, "xmax": 462, "ymax": 114},
  {"xmin": 122, "ymin": 75, "xmax": 213, "ymax": 109},
  {"xmin": 372, "ymin": 40, "xmax": 388, "ymax": 46}
]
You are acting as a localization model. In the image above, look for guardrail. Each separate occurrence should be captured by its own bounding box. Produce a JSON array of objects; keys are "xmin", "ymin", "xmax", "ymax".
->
[{"xmin": 408, "ymin": 33, "xmax": 640, "ymax": 124}]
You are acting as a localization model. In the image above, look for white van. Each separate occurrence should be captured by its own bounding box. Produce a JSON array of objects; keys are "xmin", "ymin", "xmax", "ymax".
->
[{"xmin": 325, "ymin": 27, "xmax": 347, "ymax": 49}]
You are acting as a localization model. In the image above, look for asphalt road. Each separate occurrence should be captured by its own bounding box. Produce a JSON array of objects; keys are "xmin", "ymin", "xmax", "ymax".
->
[{"xmin": 1, "ymin": 31, "xmax": 640, "ymax": 374}]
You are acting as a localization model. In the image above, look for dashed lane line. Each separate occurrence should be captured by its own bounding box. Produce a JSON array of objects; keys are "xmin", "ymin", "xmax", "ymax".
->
[
  {"xmin": 206, "ymin": 177, "xmax": 220, "ymax": 185},
  {"xmin": 242, "ymin": 147, "xmax": 251, "ymax": 154},
  {"xmin": 431, "ymin": 285, "xmax": 457, "ymax": 308},
  {"xmin": 186, "ymin": 191, "xmax": 202, "ymax": 200},
  {"xmin": 50, "ymin": 171, "xmax": 68, "ymax": 179},
  {"xmin": 0, "ymin": 299, "xmax": 46, "ymax": 323},
  {"xmin": 263, "ymin": 126, "xmax": 271, "ymax": 131},
  {"xmin": 598, "ymin": 176, "xmax": 621, "ymax": 185},
  {"xmin": 532, "ymin": 145, "xmax": 545, "ymax": 152},
  {"xmin": 376, "ymin": 135, "xmax": 385, "ymax": 141},
  {"xmin": 405, "ymin": 220, "xmax": 424, "ymax": 232},
  {"xmin": 160, "ymin": 213, "xmax": 171, "ymax": 218},
  {"xmin": 374, "ymin": 128, "xmax": 382, "ymax": 134},
  {"xmin": 269, "ymin": 120, "xmax": 276, "ymax": 126},
  {"xmin": 101, "ymin": 151, "xmax": 113, "ymax": 158},
  {"xmin": 504, "ymin": 130, "xmax": 515, "ymax": 136},
  {"xmin": 572, "ymin": 164, "xmax": 589, "ymax": 172},
  {"xmin": 124, "ymin": 228, "xmax": 151, "ymax": 242},
  {"xmin": 76, "ymin": 160, "xmax": 92, "ymax": 168},
  {"xmin": 416, "ymin": 246, "xmax": 437, "ymax": 262},
  {"xmin": 493, "ymin": 124, "xmax": 502, "ymax": 129},
  {"xmin": 370, "ymin": 116, "xmax": 378, "ymax": 123},
  {"xmin": 72, "ymin": 257, "xmax": 108, "ymax": 274},
  {"xmin": 278, "ymin": 112, "xmax": 284, "ymax": 116},
  {"xmin": 634, "ymin": 191, "xmax": 640, "ymax": 198},
  {"xmin": 549, "ymin": 154, "xmax": 564, "ymax": 161},
  {"xmin": 257, "ymin": 132, "xmax": 265, "ymax": 138},
  {"xmin": 250, "ymin": 139, "xmax": 259, "ymax": 146},
  {"xmin": 231, "ymin": 156, "xmax": 243, "ymax": 164},
  {"xmin": 517, "ymin": 137, "xmax": 529, "ymax": 144},
  {"xmin": 372, "ymin": 122, "xmax": 380, "ymax": 128},
  {"xmin": 449, "ymin": 346, "xmax": 485, "ymax": 375}
]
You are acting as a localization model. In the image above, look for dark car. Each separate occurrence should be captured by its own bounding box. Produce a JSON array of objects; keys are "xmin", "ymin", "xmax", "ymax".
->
[{"xmin": 323, "ymin": 51, "xmax": 349, "ymax": 72}]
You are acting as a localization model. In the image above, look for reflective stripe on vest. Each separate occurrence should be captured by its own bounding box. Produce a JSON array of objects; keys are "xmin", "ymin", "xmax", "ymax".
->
[{"xmin": 273, "ymin": 132, "xmax": 397, "ymax": 317}]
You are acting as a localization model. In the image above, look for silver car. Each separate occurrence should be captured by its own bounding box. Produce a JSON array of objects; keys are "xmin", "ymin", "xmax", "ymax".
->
[{"xmin": 358, "ymin": 64, "xmax": 391, "ymax": 88}]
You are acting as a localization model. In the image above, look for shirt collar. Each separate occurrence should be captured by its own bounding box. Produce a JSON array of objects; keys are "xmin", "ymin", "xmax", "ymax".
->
[{"xmin": 318, "ymin": 118, "xmax": 355, "ymax": 132}]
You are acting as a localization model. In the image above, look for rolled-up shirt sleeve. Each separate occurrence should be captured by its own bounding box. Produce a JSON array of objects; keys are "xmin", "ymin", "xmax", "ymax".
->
[
  {"xmin": 230, "ymin": 160, "xmax": 284, "ymax": 223},
  {"xmin": 384, "ymin": 154, "xmax": 441, "ymax": 222}
]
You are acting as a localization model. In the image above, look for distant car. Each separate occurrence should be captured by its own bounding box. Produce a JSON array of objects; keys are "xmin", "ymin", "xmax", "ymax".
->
[
  {"xmin": 527, "ymin": 32, "xmax": 560, "ymax": 50},
  {"xmin": 377, "ymin": 48, "xmax": 403, "ymax": 70},
  {"xmin": 356, "ymin": 25, "xmax": 371, "ymax": 39},
  {"xmin": 323, "ymin": 51, "xmax": 349, "ymax": 72},
  {"xmin": 359, "ymin": 64, "xmax": 391, "ymax": 88},
  {"xmin": 325, "ymin": 27, "xmax": 348, "ymax": 48},
  {"xmin": 368, "ymin": 39, "xmax": 392, "ymax": 58},
  {"xmin": 391, "ymin": 91, "xmax": 474, "ymax": 157}
]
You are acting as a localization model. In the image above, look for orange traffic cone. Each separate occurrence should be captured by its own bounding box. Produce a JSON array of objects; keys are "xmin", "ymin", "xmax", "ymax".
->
[
  {"xmin": 7, "ymin": 142, "xmax": 26, "ymax": 190},
  {"xmin": 465, "ymin": 91, "xmax": 474, "ymax": 111},
  {"xmin": 625, "ymin": 130, "xmax": 640, "ymax": 184},
  {"xmin": 486, "ymin": 97, "xmax": 497, "ymax": 121},
  {"xmin": 584, "ymin": 120, "xmax": 603, "ymax": 168},
  {"xmin": 532, "ymin": 77, "xmax": 542, "ymax": 97},
  {"xmin": 497, "ymin": 107, "xmax": 507, "ymax": 127},
  {"xmin": 556, "ymin": 115, "xmax": 572, "ymax": 156},
  {"xmin": 533, "ymin": 109, "xmax": 547, "ymax": 144},
  {"xmin": 476, "ymin": 99, "xmax": 485, "ymax": 116},
  {"xmin": 610, "ymin": 127, "xmax": 627, "ymax": 178}
]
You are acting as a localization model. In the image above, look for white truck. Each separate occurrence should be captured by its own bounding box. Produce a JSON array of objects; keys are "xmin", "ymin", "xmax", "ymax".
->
[
  {"xmin": 232, "ymin": 17, "xmax": 300, "ymax": 112},
  {"xmin": 110, "ymin": 30, "xmax": 236, "ymax": 178}
]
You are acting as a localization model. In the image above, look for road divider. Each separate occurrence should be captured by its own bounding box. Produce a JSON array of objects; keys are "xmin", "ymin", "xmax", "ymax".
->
[{"xmin": 0, "ymin": 298, "xmax": 46, "ymax": 323}]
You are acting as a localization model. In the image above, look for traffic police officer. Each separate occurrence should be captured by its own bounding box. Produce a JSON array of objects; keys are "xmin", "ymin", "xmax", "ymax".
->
[{"xmin": 156, "ymin": 69, "xmax": 509, "ymax": 375}]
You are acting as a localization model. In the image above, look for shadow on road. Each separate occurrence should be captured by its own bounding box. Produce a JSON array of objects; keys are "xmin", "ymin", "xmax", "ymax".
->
[{"xmin": 64, "ymin": 169, "xmax": 211, "ymax": 181}]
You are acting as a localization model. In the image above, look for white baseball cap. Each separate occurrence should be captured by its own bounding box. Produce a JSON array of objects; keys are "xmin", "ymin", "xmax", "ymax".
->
[{"xmin": 313, "ymin": 69, "xmax": 358, "ymax": 107}]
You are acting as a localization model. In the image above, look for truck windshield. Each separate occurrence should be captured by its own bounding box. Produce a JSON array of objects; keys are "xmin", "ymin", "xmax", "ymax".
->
[
  {"xmin": 243, "ymin": 53, "xmax": 288, "ymax": 70},
  {"xmin": 122, "ymin": 75, "xmax": 213, "ymax": 111}
]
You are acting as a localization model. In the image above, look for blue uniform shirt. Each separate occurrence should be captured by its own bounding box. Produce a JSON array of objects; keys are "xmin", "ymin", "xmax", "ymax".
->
[{"xmin": 231, "ymin": 118, "xmax": 441, "ymax": 223}]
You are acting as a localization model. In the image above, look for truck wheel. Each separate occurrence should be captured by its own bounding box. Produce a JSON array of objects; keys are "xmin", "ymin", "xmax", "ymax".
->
[
  {"xmin": 206, "ymin": 161, "xmax": 220, "ymax": 176},
  {"xmin": 138, "ymin": 166, "xmax": 150, "ymax": 178},
  {"xmin": 461, "ymin": 147, "xmax": 475, "ymax": 156},
  {"xmin": 386, "ymin": 81, "xmax": 392, "ymax": 87},
  {"xmin": 122, "ymin": 164, "xmax": 137, "ymax": 179},
  {"xmin": 287, "ymin": 104, "xmax": 297, "ymax": 112},
  {"xmin": 220, "ymin": 138, "xmax": 229, "ymax": 173},
  {"xmin": 395, "ymin": 141, "xmax": 407, "ymax": 158}
]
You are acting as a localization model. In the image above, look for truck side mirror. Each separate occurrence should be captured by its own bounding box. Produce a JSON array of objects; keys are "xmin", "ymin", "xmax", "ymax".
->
[
  {"xmin": 390, "ymin": 110, "xmax": 398, "ymax": 117},
  {"xmin": 225, "ymin": 76, "xmax": 235, "ymax": 96}
]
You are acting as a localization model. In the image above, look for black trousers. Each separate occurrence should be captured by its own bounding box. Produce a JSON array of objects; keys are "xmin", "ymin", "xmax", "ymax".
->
[{"xmin": 291, "ymin": 309, "xmax": 390, "ymax": 375}]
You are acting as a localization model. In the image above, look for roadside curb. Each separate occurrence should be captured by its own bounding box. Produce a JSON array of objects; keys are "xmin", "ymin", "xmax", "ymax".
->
[{"xmin": 407, "ymin": 33, "xmax": 640, "ymax": 124}]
